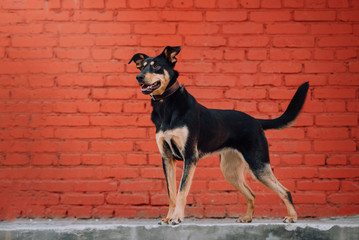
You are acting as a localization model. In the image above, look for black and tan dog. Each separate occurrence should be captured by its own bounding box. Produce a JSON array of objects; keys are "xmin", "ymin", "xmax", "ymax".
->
[{"xmin": 129, "ymin": 46, "xmax": 309, "ymax": 225}]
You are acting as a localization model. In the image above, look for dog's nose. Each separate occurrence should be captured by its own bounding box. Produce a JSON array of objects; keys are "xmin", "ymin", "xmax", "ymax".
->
[{"xmin": 136, "ymin": 73, "xmax": 145, "ymax": 85}]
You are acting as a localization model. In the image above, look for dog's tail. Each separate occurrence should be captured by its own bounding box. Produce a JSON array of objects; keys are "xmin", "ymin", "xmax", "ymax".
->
[{"xmin": 258, "ymin": 82, "xmax": 309, "ymax": 130}]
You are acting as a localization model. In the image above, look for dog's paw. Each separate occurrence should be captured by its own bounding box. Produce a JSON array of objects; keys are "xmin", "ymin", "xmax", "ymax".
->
[
  {"xmin": 158, "ymin": 218, "xmax": 170, "ymax": 225},
  {"xmin": 236, "ymin": 216, "xmax": 252, "ymax": 223},
  {"xmin": 283, "ymin": 216, "xmax": 297, "ymax": 223},
  {"xmin": 170, "ymin": 218, "xmax": 182, "ymax": 225}
]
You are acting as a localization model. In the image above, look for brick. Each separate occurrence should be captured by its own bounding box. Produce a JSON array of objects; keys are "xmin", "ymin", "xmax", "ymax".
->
[
  {"xmin": 58, "ymin": 75, "xmax": 104, "ymax": 87},
  {"xmin": 261, "ymin": 61, "xmax": 302, "ymax": 73},
  {"xmin": 247, "ymin": 49, "xmax": 267, "ymax": 60},
  {"xmin": 2, "ymin": 154, "xmax": 29, "ymax": 166},
  {"xmin": 7, "ymin": 48, "xmax": 53, "ymax": 59},
  {"xmin": 294, "ymin": 192, "xmax": 326, "ymax": 204},
  {"xmin": 266, "ymin": 23, "xmax": 308, "ymax": 34},
  {"xmin": 61, "ymin": 193, "xmax": 104, "ymax": 205},
  {"xmin": 304, "ymin": 62, "xmax": 347, "ymax": 73},
  {"xmin": 140, "ymin": 35, "xmax": 182, "ymax": 47},
  {"xmin": 107, "ymin": 193, "xmax": 149, "ymax": 205},
  {"xmin": 91, "ymin": 48, "xmax": 112, "ymax": 60},
  {"xmin": 60, "ymin": 36, "xmax": 95, "ymax": 47},
  {"xmin": 328, "ymin": 193, "xmax": 359, "ymax": 204},
  {"xmin": 117, "ymin": 11, "xmax": 161, "ymax": 22},
  {"xmin": 225, "ymin": 88, "xmax": 266, "ymax": 99},
  {"xmin": 45, "ymin": 23, "xmax": 87, "ymax": 34},
  {"xmin": 82, "ymin": 62, "xmax": 125, "ymax": 73},
  {"xmin": 83, "ymin": 0, "xmax": 104, "ymax": 9},
  {"xmin": 297, "ymin": 180, "xmax": 340, "ymax": 191},
  {"xmin": 338, "ymin": 10, "xmax": 359, "ymax": 21},
  {"xmin": 218, "ymin": 0, "xmax": 238, "ymax": 8},
  {"xmin": 283, "ymin": 0, "xmax": 304, "ymax": 8},
  {"xmin": 185, "ymin": 36, "xmax": 226, "ymax": 47},
  {"xmin": 304, "ymin": 0, "xmax": 326, "ymax": 8},
  {"xmin": 176, "ymin": 62, "xmax": 214, "ymax": 73},
  {"xmin": 266, "ymin": 128, "xmax": 305, "ymax": 139},
  {"xmin": 328, "ymin": 0, "xmax": 349, "ymax": 8},
  {"xmin": 67, "ymin": 206, "xmax": 92, "ymax": 218},
  {"xmin": 119, "ymin": 180, "xmax": 161, "ymax": 192},
  {"xmin": 56, "ymin": 48, "xmax": 90, "ymax": 60},
  {"xmin": 223, "ymin": 23, "xmax": 263, "ymax": 34},
  {"xmin": 11, "ymin": 35, "xmax": 57, "ymax": 47},
  {"xmin": 294, "ymin": 10, "xmax": 336, "ymax": 21},
  {"xmin": 128, "ymin": 0, "xmax": 150, "ymax": 8},
  {"xmin": 262, "ymin": 0, "xmax": 281, "ymax": 8},
  {"xmin": 274, "ymin": 167, "xmax": 317, "ymax": 179},
  {"xmin": 89, "ymin": 23, "xmax": 131, "ymax": 34},
  {"xmin": 314, "ymin": 88, "xmax": 356, "ymax": 99},
  {"xmin": 314, "ymin": 140, "xmax": 356, "ymax": 152},
  {"xmin": 74, "ymin": 10, "xmax": 113, "ymax": 21},
  {"xmin": 250, "ymin": 11, "xmax": 291, "ymax": 22},
  {"xmin": 90, "ymin": 115, "xmax": 137, "ymax": 126},
  {"xmin": 178, "ymin": 23, "xmax": 220, "ymax": 35},
  {"xmin": 216, "ymin": 62, "xmax": 258, "ymax": 73},
  {"xmin": 239, "ymin": 0, "xmax": 260, "ymax": 8},
  {"xmin": 195, "ymin": 0, "xmax": 216, "ymax": 8},
  {"xmin": 55, "ymin": 128, "xmax": 101, "ymax": 139},
  {"xmin": 311, "ymin": 23, "xmax": 352, "ymax": 34},
  {"xmin": 270, "ymin": 140, "xmax": 311, "ymax": 152},
  {"xmin": 304, "ymin": 154, "xmax": 326, "ymax": 166},
  {"xmin": 134, "ymin": 23, "xmax": 176, "ymax": 34},
  {"xmin": 316, "ymin": 114, "xmax": 357, "ymax": 126},
  {"xmin": 229, "ymin": 36, "xmax": 269, "ymax": 47},
  {"xmin": 349, "ymin": 62, "xmax": 359, "ymax": 73},
  {"xmin": 161, "ymin": 11, "xmax": 202, "ymax": 21},
  {"xmin": 196, "ymin": 193, "xmax": 238, "ymax": 205},
  {"xmin": 273, "ymin": 36, "xmax": 315, "ymax": 47},
  {"xmin": 307, "ymin": 128, "xmax": 349, "ymax": 139},
  {"xmin": 327, "ymin": 155, "xmax": 347, "ymax": 165},
  {"xmin": 91, "ymin": 141, "xmax": 134, "ymax": 152},
  {"xmin": 206, "ymin": 11, "xmax": 247, "ymax": 21},
  {"xmin": 102, "ymin": 128, "xmax": 147, "ymax": 139},
  {"xmin": 318, "ymin": 36, "xmax": 359, "ymax": 47},
  {"xmin": 106, "ymin": 0, "xmax": 126, "ymax": 9},
  {"xmin": 94, "ymin": 167, "xmax": 138, "ymax": 179}
]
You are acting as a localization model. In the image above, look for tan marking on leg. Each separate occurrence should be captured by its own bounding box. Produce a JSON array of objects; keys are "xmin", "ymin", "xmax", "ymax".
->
[
  {"xmin": 257, "ymin": 164, "xmax": 297, "ymax": 223},
  {"xmin": 170, "ymin": 163, "xmax": 196, "ymax": 225},
  {"xmin": 220, "ymin": 150, "xmax": 255, "ymax": 223},
  {"xmin": 160, "ymin": 158, "xmax": 177, "ymax": 225}
]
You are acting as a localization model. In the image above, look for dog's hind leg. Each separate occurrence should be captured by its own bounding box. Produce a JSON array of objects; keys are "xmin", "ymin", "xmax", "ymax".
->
[
  {"xmin": 159, "ymin": 157, "xmax": 177, "ymax": 225},
  {"xmin": 220, "ymin": 150, "xmax": 256, "ymax": 223},
  {"xmin": 255, "ymin": 164, "xmax": 297, "ymax": 223}
]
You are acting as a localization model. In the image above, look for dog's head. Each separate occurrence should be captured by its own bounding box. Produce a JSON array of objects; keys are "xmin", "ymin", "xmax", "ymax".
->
[{"xmin": 129, "ymin": 46, "xmax": 181, "ymax": 96}]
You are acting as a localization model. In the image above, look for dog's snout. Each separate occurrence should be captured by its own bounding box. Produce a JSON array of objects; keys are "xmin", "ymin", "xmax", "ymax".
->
[{"xmin": 136, "ymin": 73, "xmax": 145, "ymax": 85}]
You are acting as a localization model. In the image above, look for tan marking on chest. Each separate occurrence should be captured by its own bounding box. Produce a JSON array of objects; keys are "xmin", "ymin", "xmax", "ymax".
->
[{"xmin": 155, "ymin": 126, "xmax": 189, "ymax": 158}]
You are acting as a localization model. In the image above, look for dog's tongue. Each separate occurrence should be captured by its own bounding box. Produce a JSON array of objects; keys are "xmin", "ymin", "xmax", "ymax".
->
[{"xmin": 141, "ymin": 82, "xmax": 160, "ymax": 94}]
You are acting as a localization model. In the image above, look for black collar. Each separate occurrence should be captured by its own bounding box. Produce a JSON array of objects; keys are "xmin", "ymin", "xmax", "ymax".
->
[{"xmin": 150, "ymin": 81, "xmax": 180, "ymax": 101}]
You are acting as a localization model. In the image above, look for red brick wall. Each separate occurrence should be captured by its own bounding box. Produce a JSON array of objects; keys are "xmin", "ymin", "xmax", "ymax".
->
[{"xmin": 0, "ymin": 0, "xmax": 358, "ymax": 220}]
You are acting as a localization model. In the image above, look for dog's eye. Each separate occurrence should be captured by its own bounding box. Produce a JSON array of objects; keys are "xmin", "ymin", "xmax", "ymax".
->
[{"xmin": 152, "ymin": 62, "xmax": 161, "ymax": 70}]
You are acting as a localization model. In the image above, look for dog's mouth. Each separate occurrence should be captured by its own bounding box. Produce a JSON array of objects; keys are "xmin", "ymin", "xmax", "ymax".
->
[{"xmin": 141, "ymin": 81, "xmax": 161, "ymax": 94}]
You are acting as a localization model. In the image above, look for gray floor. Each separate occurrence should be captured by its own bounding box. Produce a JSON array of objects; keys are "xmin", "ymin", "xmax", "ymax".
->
[{"xmin": 1, "ymin": 216, "xmax": 358, "ymax": 240}]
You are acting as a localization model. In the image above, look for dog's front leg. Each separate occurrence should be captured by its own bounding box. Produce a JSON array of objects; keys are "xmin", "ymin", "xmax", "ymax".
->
[
  {"xmin": 170, "ymin": 157, "xmax": 197, "ymax": 225},
  {"xmin": 159, "ymin": 157, "xmax": 177, "ymax": 225}
]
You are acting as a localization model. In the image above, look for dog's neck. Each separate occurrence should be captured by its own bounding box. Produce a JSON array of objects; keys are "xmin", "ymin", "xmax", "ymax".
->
[
  {"xmin": 150, "ymin": 81, "xmax": 180, "ymax": 101},
  {"xmin": 150, "ymin": 71, "xmax": 180, "ymax": 101}
]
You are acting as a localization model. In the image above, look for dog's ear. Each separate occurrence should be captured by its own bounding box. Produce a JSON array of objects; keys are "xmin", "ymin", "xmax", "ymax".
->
[
  {"xmin": 128, "ymin": 53, "xmax": 149, "ymax": 69},
  {"xmin": 161, "ymin": 46, "xmax": 181, "ymax": 65}
]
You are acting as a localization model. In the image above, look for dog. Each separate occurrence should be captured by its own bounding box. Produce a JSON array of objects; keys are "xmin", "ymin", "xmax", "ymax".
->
[{"xmin": 129, "ymin": 46, "xmax": 309, "ymax": 225}]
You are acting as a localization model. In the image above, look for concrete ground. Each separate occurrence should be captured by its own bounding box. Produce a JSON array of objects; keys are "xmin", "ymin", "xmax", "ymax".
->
[{"xmin": 0, "ymin": 216, "xmax": 358, "ymax": 240}]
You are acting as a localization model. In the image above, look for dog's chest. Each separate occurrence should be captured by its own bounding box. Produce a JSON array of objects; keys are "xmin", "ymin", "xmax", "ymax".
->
[{"xmin": 155, "ymin": 126, "xmax": 189, "ymax": 160}]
